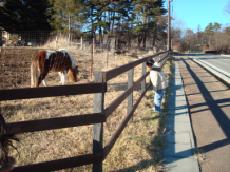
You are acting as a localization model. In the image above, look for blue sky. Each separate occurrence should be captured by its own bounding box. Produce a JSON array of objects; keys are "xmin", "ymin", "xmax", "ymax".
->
[{"xmin": 167, "ymin": 0, "xmax": 230, "ymax": 32}]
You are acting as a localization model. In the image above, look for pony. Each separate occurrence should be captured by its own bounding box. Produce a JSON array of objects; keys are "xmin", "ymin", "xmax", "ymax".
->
[{"xmin": 31, "ymin": 49, "xmax": 78, "ymax": 88}]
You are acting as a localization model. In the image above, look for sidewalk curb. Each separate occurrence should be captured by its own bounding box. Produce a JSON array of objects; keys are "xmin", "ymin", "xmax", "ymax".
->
[
  {"xmin": 221, "ymin": 54, "xmax": 230, "ymax": 57},
  {"xmin": 163, "ymin": 60, "xmax": 200, "ymax": 172},
  {"xmin": 192, "ymin": 58, "xmax": 230, "ymax": 85}
]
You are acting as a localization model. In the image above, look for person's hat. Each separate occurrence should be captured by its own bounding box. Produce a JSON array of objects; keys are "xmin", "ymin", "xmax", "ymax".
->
[
  {"xmin": 152, "ymin": 62, "xmax": 161, "ymax": 70},
  {"xmin": 146, "ymin": 59, "xmax": 155, "ymax": 66},
  {"xmin": 153, "ymin": 62, "xmax": 160, "ymax": 67}
]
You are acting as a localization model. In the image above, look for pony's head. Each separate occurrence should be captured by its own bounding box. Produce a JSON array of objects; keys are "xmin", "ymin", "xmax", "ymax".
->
[{"xmin": 68, "ymin": 65, "xmax": 79, "ymax": 82}]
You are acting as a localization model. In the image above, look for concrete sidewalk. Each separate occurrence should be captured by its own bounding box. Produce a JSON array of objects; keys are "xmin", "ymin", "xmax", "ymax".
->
[{"xmin": 163, "ymin": 61, "xmax": 200, "ymax": 172}]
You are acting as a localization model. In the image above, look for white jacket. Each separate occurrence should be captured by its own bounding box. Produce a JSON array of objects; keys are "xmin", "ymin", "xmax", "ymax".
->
[{"xmin": 150, "ymin": 70, "xmax": 168, "ymax": 90}]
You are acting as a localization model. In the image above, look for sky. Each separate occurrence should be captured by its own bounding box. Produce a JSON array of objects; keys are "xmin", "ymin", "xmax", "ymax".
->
[{"xmin": 168, "ymin": 0, "xmax": 230, "ymax": 32}]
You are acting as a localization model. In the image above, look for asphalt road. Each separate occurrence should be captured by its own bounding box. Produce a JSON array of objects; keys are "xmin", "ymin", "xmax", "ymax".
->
[
  {"xmin": 192, "ymin": 55, "xmax": 230, "ymax": 74},
  {"xmin": 178, "ymin": 58, "xmax": 230, "ymax": 172}
]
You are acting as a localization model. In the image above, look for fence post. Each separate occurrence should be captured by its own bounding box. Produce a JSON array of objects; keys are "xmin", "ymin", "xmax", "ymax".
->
[
  {"xmin": 80, "ymin": 37, "xmax": 83, "ymax": 50},
  {"xmin": 55, "ymin": 36, "xmax": 58, "ymax": 49},
  {"xmin": 91, "ymin": 37, "xmax": 95, "ymax": 79},
  {"xmin": 93, "ymin": 72, "xmax": 104, "ymax": 172},
  {"xmin": 127, "ymin": 68, "xmax": 134, "ymax": 115},
  {"xmin": 141, "ymin": 62, "xmax": 147, "ymax": 92}
]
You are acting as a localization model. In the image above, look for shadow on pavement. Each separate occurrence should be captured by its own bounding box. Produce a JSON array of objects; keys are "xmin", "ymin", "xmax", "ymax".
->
[{"xmin": 182, "ymin": 59, "xmax": 230, "ymax": 151}]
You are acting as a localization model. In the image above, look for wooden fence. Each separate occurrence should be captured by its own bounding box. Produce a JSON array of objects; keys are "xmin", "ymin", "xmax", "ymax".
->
[{"xmin": 0, "ymin": 51, "xmax": 170, "ymax": 172}]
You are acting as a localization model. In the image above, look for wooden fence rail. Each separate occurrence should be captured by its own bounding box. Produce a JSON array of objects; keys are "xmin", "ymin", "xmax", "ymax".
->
[
  {"xmin": 0, "ymin": 51, "xmax": 171, "ymax": 172},
  {"xmin": 6, "ymin": 112, "xmax": 106, "ymax": 135},
  {"xmin": 103, "ymin": 51, "xmax": 168, "ymax": 81},
  {"xmin": 0, "ymin": 82, "xmax": 107, "ymax": 101}
]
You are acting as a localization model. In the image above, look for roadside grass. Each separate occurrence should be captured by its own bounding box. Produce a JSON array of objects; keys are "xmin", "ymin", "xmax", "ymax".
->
[
  {"xmin": 103, "ymin": 90, "xmax": 159, "ymax": 172},
  {"xmin": 150, "ymin": 59, "xmax": 173, "ymax": 171},
  {"xmin": 0, "ymin": 42, "xmax": 172, "ymax": 171},
  {"xmin": 103, "ymin": 59, "xmax": 173, "ymax": 171}
]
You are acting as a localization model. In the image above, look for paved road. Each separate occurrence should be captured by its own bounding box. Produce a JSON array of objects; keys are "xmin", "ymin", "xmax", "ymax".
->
[
  {"xmin": 192, "ymin": 55, "xmax": 230, "ymax": 74},
  {"xmin": 178, "ymin": 58, "xmax": 230, "ymax": 172}
]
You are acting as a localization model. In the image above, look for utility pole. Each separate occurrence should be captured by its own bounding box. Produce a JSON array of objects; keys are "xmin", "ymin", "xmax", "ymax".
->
[{"xmin": 167, "ymin": 0, "xmax": 172, "ymax": 51}]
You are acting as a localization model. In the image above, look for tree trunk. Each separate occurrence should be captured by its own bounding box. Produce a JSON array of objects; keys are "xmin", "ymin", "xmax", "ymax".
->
[
  {"xmin": 142, "ymin": 31, "xmax": 147, "ymax": 49},
  {"xmin": 68, "ymin": 13, "xmax": 71, "ymax": 43}
]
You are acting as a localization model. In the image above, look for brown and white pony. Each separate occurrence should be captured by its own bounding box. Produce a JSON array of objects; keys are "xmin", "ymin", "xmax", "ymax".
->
[{"xmin": 31, "ymin": 49, "xmax": 78, "ymax": 88}]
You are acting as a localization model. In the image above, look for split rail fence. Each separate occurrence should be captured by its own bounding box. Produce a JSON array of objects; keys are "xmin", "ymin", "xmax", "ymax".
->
[{"xmin": 0, "ymin": 51, "xmax": 170, "ymax": 172}]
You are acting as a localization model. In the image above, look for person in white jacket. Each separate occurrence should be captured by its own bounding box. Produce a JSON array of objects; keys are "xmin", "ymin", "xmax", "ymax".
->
[{"xmin": 147, "ymin": 59, "xmax": 168, "ymax": 113}]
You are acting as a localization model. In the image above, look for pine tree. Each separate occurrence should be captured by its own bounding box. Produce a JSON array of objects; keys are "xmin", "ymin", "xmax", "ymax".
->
[
  {"xmin": 132, "ymin": 0, "xmax": 167, "ymax": 48},
  {"xmin": 0, "ymin": 0, "xmax": 52, "ymax": 33},
  {"xmin": 49, "ymin": 0, "xmax": 83, "ymax": 33}
]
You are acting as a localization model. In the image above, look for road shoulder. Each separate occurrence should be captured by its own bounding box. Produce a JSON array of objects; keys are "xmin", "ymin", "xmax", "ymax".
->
[{"xmin": 192, "ymin": 58, "xmax": 230, "ymax": 85}]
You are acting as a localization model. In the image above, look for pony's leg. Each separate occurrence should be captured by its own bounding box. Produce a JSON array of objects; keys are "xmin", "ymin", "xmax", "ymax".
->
[
  {"xmin": 37, "ymin": 71, "xmax": 48, "ymax": 87},
  {"xmin": 42, "ymin": 79, "xmax": 47, "ymax": 87},
  {"xmin": 58, "ymin": 72, "xmax": 63, "ymax": 84},
  {"xmin": 58, "ymin": 72, "xmax": 66, "ymax": 85}
]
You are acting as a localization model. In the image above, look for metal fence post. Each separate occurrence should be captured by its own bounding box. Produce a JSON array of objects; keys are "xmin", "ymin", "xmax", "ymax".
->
[
  {"xmin": 128, "ymin": 68, "xmax": 134, "ymax": 115},
  {"xmin": 141, "ymin": 62, "xmax": 147, "ymax": 92},
  {"xmin": 93, "ymin": 72, "xmax": 104, "ymax": 172}
]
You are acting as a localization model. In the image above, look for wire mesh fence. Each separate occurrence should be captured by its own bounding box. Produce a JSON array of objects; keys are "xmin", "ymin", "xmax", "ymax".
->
[
  {"xmin": 0, "ymin": 47, "xmax": 36, "ymax": 89},
  {"xmin": 0, "ymin": 31, "xmax": 166, "ymax": 89}
]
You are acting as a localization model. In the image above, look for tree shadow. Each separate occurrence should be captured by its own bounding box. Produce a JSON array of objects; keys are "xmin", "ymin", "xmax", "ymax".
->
[
  {"xmin": 161, "ymin": 58, "xmax": 230, "ymax": 170},
  {"xmin": 182, "ymin": 58, "xmax": 230, "ymax": 138}
]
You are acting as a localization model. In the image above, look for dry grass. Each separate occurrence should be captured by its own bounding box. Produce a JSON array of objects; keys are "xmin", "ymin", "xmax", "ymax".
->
[
  {"xmin": 0, "ymin": 41, "xmax": 172, "ymax": 171},
  {"xmin": 103, "ymin": 91, "xmax": 159, "ymax": 172}
]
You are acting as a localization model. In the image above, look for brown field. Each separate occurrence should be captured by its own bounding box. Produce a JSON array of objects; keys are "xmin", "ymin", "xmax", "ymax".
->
[{"xmin": 0, "ymin": 44, "xmax": 171, "ymax": 171}]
